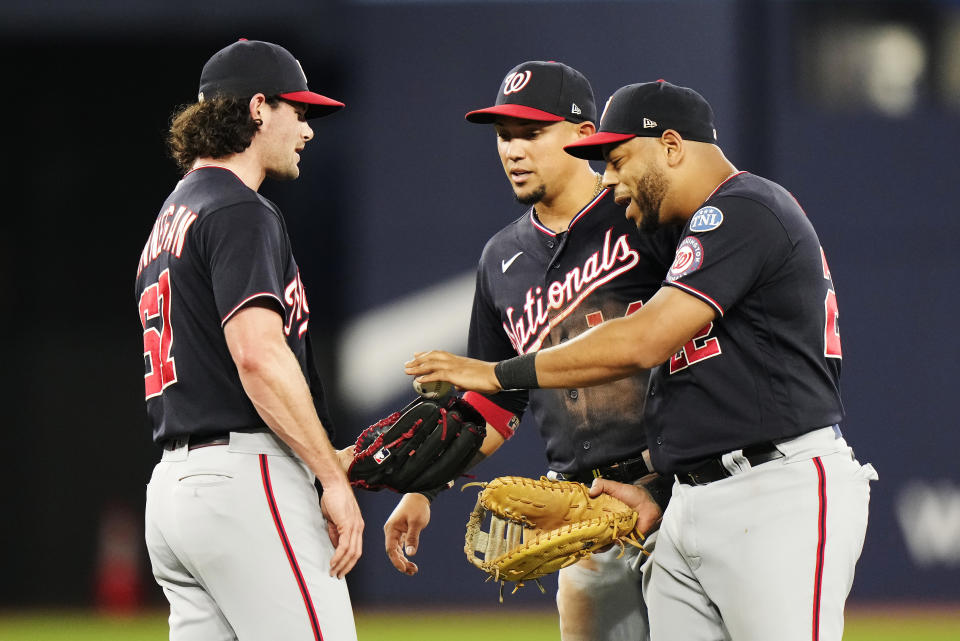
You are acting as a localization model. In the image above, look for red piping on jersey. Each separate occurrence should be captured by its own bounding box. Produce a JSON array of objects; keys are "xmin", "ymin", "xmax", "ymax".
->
[
  {"xmin": 812, "ymin": 457, "xmax": 827, "ymax": 641},
  {"xmin": 665, "ymin": 281, "xmax": 725, "ymax": 317},
  {"xmin": 260, "ymin": 455, "xmax": 324, "ymax": 641},
  {"xmin": 221, "ymin": 292, "xmax": 284, "ymax": 326},
  {"xmin": 704, "ymin": 171, "xmax": 746, "ymax": 201},
  {"xmin": 462, "ymin": 391, "xmax": 517, "ymax": 440},
  {"xmin": 530, "ymin": 189, "xmax": 609, "ymax": 236}
]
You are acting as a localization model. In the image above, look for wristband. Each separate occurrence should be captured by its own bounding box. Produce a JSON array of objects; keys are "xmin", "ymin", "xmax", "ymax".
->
[
  {"xmin": 462, "ymin": 391, "xmax": 519, "ymax": 440},
  {"xmin": 494, "ymin": 353, "xmax": 540, "ymax": 390},
  {"xmin": 417, "ymin": 481, "xmax": 453, "ymax": 503}
]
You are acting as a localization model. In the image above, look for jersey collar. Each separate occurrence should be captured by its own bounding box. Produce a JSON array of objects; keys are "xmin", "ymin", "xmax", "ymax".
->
[{"xmin": 530, "ymin": 188, "xmax": 610, "ymax": 237}]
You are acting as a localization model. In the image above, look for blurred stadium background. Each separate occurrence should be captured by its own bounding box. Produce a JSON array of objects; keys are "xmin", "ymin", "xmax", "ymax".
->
[{"xmin": 2, "ymin": 0, "xmax": 958, "ymax": 638}]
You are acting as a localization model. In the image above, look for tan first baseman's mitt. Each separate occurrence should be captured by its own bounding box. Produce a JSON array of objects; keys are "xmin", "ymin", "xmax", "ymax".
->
[{"xmin": 463, "ymin": 476, "xmax": 647, "ymax": 599}]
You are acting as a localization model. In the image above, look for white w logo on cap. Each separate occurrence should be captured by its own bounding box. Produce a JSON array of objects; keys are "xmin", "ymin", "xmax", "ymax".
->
[{"xmin": 503, "ymin": 71, "xmax": 532, "ymax": 95}]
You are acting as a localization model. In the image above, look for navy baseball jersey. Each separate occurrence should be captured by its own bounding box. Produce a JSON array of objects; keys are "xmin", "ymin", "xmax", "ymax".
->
[
  {"xmin": 468, "ymin": 189, "xmax": 680, "ymax": 473},
  {"xmin": 646, "ymin": 171, "xmax": 844, "ymax": 474},
  {"xmin": 135, "ymin": 166, "xmax": 332, "ymax": 444}
]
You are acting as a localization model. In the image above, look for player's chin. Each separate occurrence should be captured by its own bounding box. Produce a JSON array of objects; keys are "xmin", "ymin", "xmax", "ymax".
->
[
  {"xmin": 514, "ymin": 184, "xmax": 545, "ymax": 207},
  {"xmin": 267, "ymin": 165, "xmax": 301, "ymax": 181}
]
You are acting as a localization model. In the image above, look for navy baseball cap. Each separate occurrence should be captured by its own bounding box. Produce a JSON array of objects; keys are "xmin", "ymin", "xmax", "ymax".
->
[
  {"xmin": 465, "ymin": 61, "xmax": 596, "ymax": 124},
  {"xmin": 564, "ymin": 80, "xmax": 717, "ymax": 160},
  {"xmin": 198, "ymin": 39, "xmax": 344, "ymax": 119}
]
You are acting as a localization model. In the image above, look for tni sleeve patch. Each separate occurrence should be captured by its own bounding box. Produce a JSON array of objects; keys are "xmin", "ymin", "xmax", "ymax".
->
[{"xmin": 688, "ymin": 206, "xmax": 724, "ymax": 232}]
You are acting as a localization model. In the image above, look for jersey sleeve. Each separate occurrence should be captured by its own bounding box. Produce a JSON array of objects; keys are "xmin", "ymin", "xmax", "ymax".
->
[
  {"xmin": 196, "ymin": 202, "xmax": 289, "ymax": 325},
  {"xmin": 466, "ymin": 263, "xmax": 528, "ymax": 435},
  {"xmin": 664, "ymin": 195, "xmax": 791, "ymax": 316}
]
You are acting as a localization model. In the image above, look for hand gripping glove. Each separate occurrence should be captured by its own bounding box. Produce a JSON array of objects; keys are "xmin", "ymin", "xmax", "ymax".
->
[
  {"xmin": 347, "ymin": 396, "xmax": 486, "ymax": 493},
  {"xmin": 463, "ymin": 476, "xmax": 647, "ymax": 600}
]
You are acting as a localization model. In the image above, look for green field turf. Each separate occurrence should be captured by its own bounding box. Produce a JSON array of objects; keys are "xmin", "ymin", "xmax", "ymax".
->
[{"xmin": 0, "ymin": 608, "xmax": 957, "ymax": 640}]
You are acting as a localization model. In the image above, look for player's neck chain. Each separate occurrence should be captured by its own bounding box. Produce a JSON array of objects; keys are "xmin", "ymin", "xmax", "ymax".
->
[{"xmin": 533, "ymin": 172, "xmax": 603, "ymax": 227}]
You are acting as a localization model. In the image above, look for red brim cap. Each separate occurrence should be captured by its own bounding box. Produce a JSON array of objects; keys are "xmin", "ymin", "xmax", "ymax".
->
[
  {"xmin": 563, "ymin": 132, "xmax": 636, "ymax": 160},
  {"xmin": 280, "ymin": 90, "xmax": 345, "ymax": 119},
  {"xmin": 465, "ymin": 104, "xmax": 565, "ymax": 124}
]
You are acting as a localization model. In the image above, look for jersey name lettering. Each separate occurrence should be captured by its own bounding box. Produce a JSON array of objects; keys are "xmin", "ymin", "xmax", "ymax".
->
[
  {"xmin": 137, "ymin": 204, "xmax": 198, "ymax": 277},
  {"xmin": 503, "ymin": 228, "xmax": 639, "ymax": 353}
]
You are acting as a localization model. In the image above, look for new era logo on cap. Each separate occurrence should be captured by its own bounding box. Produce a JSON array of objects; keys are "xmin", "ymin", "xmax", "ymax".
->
[
  {"xmin": 643, "ymin": 118, "xmax": 658, "ymax": 128},
  {"xmin": 465, "ymin": 60, "xmax": 597, "ymax": 124}
]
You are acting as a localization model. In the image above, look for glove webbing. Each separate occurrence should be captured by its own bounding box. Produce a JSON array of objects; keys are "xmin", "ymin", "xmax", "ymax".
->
[{"xmin": 465, "ymin": 499, "xmax": 647, "ymax": 601}]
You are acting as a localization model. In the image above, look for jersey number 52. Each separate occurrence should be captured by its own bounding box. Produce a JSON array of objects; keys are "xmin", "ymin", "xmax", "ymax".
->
[{"xmin": 139, "ymin": 269, "xmax": 178, "ymax": 399}]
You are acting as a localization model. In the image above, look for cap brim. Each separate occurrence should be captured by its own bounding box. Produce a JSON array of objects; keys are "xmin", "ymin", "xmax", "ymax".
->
[
  {"xmin": 465, "ymin": 104, "xmax": 565, "ymax": 124},
  {"xmin": 280, "ymin": 90, "xmax": 345, "ymax": 119},
  {"xmin": 563, "ymin": 132, "xmax": 637, "ymax": 159}
]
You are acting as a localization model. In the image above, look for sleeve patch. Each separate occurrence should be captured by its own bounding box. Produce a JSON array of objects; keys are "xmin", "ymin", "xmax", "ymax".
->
[
  {"xmin": 688, "ymin": 206, "xmax": 724, "ymax": 232},
  {"xmin": 667, "ymin": 236, "xmax": 704, "ymax": 281}
]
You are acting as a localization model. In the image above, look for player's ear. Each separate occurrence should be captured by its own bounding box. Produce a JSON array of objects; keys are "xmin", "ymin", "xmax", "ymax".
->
[
  {"xmin": 248, "ymin": 93, "xmax": 267, "ymax": 128},
  {"xmin": 576, "ymin": 120, "xmax": 597, "ymax": 138},
  {"xmin": 660, "ymin": 130, "xmax": 684, "ymax": 167}
]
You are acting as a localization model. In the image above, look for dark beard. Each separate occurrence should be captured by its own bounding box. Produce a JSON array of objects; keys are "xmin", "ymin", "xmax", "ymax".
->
[
  {"xmin": 633, "ymin": 168, "xmax": 667, "ymax": 233},
  {"xmin": 515, "ymin": 183, "xmax": 546, "ymax": 206}
]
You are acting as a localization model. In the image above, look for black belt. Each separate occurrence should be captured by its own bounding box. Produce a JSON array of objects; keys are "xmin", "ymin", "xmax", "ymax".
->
[
  {"xmin": 163, "ymin": 433, "xmax": 231, "ymax": 451},
  {"xmin": 677, "ymin": 442, "xmax": 784, "ymax": 486},
  {"xmin": 554, "ymin": 454, "xmax": 653, "ymax": 485}
]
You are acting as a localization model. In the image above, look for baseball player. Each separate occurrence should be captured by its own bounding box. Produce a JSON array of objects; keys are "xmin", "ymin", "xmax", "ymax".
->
[
  {"xmin": 136, "ymin": 39, "xmax": 363, "ymax": 641},
  {"xmin": 406, "ymin": 80, "xmax": 878, "ymax": 641},
  {"xmin": 385, "ymin": 62, "xmax": 679, "ymax": 641}
]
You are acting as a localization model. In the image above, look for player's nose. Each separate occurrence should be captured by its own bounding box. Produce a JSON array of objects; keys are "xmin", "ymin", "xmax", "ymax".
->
[
  {"xmin": 302, "ymin": 123, "xmax": 314, "ymax": 142},
  {"xmin": 601, "ymin": 166, "xmax": 619, "ymax": 189},
  {"xmin": 505, "ymin": 138, "xmax": 526, "ymax": 160}
]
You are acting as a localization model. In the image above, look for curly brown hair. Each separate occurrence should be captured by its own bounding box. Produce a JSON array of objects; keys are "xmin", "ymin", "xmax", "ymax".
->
[{"xmin": 167, "ymin": 95, "xmax": 280, "ymax": 173}]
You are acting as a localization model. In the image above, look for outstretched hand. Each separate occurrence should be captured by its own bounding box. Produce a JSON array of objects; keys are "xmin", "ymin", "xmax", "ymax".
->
[
  {"xmin": 404, "ymin": 350, "xmax": 501, "ymax": 395},
  {"xmin": 383, "ymin": 493, "xmax": 432, "ymax": 575},
  {"xmin": 589, "ymin": 477, "xmax": 663, "ymax": 537}
]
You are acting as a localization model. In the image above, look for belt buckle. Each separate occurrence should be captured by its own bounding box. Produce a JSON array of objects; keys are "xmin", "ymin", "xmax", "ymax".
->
[{"xmin": 681, "ymin": 458, "xmax": 730, "ymax": 486}]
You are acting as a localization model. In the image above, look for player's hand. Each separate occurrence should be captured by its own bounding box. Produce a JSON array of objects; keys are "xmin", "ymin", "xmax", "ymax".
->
[
  {"xmin": 336, "ymin": 445, "xmax": 355, "ymax": 472},
  {"xmin": 589, "ymin": 478, "xmax": 662, "ymax": 537},
  {"xmin": 383, "ymin": 493, "xmax": 432, "ymax": 576},
  {"xmin": 319, "ymin": 481, "xmax": 364, "ymax": 579},
  {"xmin": 404, "ymin": 350, "xmax": 501, "ymax": 395}
]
